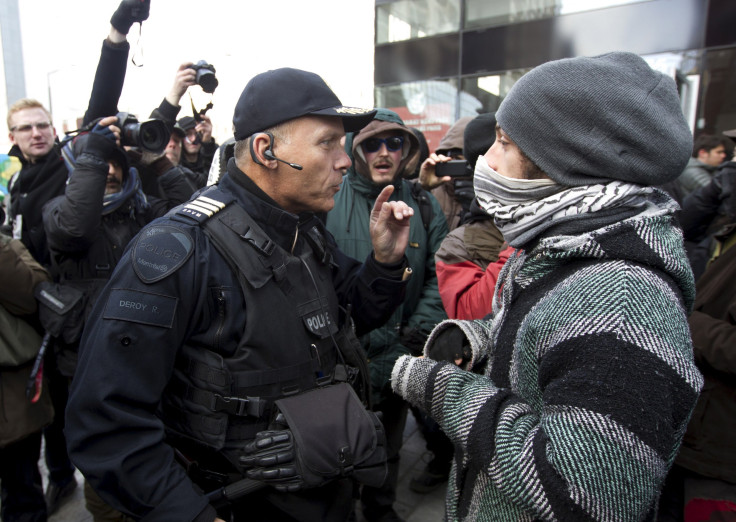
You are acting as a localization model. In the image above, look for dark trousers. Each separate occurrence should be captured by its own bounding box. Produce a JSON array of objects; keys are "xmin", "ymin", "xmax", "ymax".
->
[
  {"xmin": 0, "ymin": 431, "xmax": 48, "ymax": 522},
  {"xmin": 361, "ymin": 393, "xmax": 408, "ymax": 519},
  {"xmin": 42, "ymin": 360, "xmax": 75, "ymax": 486},
  {"xmin": 413, "ymin": 407, "xmax": 453, "ymax": 473},
  {"xmin": 227, "ymin": 479, "xmax": 354, "ymax": 522}
]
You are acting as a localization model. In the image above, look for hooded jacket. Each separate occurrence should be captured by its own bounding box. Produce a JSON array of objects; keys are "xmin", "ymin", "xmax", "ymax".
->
[
  {"xmin": 325, "ymin": 109, "xmax": 448, "ymax": 403},
  {"xmin": 392, "ymin": 206, "xmax": 702, "ymax": 521}
]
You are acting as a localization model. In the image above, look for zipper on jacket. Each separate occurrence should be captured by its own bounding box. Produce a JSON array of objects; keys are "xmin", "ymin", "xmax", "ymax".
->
[{"xmin": 214, "ymin": 289, "xmax": 227, "ymax": 350}]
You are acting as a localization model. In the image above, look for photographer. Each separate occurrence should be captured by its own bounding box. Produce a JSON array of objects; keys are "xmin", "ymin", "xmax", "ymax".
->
[
  {"xmin": 44, "ymin": 116, "xmax": 192, "ymax": 372},
  {"xmin": 418, "ymin": 116, "xmax": 474, "ymax": 231},
  {"xmin": 149, "ymin": 62, "xmax": 217, "ymax": 189},
  {"xmin": 43, "ymin": 116, "xmax": 191, "ymax": 518},
  {"xmin": 177, "ymin": 115, "xmax": 219, "ymax": 178}
]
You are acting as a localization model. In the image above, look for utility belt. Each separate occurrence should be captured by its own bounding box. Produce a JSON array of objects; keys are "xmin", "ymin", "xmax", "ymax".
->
[{"xmin": 175, "ymin": 380, "xmax": 387, "ymax": 508}]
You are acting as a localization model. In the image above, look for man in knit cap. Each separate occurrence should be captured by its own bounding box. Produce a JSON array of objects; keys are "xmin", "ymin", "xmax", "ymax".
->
[{"xmin": 390, "ymin": 52, "xmax": 703, "ymax": 521}]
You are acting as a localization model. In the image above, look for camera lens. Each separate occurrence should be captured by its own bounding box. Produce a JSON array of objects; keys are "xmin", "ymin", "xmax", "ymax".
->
[
  {"xmin": 197, "ymin": 69, "xmax": 218, "ymax": 94},
  {"xmin": 119, "ymin": 119, "xmax": 170, "ymax": 153},
  {"xmin": 137, "ymin": 120, "xmax": 170, "ymax": 153}
]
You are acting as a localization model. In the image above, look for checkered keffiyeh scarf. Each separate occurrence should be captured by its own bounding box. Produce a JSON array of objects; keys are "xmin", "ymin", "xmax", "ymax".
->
[{"xmin": 476, "ymin": 178, "xmax": 673, "ymax": 247}]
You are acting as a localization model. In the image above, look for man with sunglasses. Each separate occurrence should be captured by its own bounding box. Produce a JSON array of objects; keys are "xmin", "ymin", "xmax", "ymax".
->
[{"xmin": 325, "ymin": 108, "xmax": 449, "ymax": 522}]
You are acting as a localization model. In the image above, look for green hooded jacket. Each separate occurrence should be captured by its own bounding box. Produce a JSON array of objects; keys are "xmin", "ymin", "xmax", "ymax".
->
[{"xmin": 325, "ymin": 109, "xmax": 448, "ymax": 404}]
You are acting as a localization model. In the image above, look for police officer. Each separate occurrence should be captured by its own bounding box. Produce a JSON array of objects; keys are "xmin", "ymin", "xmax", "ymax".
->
[{"xmin": 66, "ymin": 67, "xmax": 414, "ymax": 522}]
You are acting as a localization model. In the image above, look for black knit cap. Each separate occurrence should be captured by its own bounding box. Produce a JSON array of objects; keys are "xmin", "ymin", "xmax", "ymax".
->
[
  {"xmin": 232, "ymin": 68, "xmax": 376, "ymax": 140},
  {"xmin": 463, "ymin": 112, "xmax": 496, "ymax": 170},
  {"xmin": 177, "ymin": 116, "xmax": 197, "ymax": 133}
]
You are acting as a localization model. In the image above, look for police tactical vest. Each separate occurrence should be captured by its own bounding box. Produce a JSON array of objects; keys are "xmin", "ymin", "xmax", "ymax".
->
[{"xmin": 158, "ymin": 187, "xmax": 357, "ymax": 470}]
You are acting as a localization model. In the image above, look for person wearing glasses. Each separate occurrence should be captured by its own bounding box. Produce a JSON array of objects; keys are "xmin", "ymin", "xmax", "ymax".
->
[
  {"xmin": 6, "ymin": 99, "xmax": 68, "ymax": 269},
  {"xmin": 6, "ymin": 99, "xmax": 83, "ymax": 517},
  {"xmin": 325, "ymin": 108, "xmax": 449, "ymax": 522}
]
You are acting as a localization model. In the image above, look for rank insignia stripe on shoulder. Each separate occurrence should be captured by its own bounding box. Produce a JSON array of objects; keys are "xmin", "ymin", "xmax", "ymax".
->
[
  {"xmin": 133, "ymin": 225, "xmax": 195, "ymax": 283},
  {"xmin": 177, "ymin": 195, "xmax": 228, "ymax": 223}
]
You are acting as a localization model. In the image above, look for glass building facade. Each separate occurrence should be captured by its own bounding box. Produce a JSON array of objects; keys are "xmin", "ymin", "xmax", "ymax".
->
[{"xmin": 374, "ymin": 0, "xmax": 736, "ymax": 152}]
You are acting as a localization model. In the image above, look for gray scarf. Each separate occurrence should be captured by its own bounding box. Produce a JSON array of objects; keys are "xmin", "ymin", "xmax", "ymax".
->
[{"xmin": 473, "ymin": 155, "xmax": 668, "ymax": 247}]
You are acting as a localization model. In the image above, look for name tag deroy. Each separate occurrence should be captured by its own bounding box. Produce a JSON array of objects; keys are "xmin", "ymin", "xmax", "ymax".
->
[{"xmin": 104, "ymin": 289, "xmax": 177, "ymax": 328}]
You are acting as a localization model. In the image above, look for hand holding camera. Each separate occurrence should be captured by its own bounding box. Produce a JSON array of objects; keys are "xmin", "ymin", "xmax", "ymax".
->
[
  {"xmin": 166, "ymin": 61, "xmax": 218, "ymax": 109},
  {"xmin": 116, "ymin": 112, "xmax": 170, "ymax": 153},
  {"xmin": 79, "ymin": 116, "xmax": 121, "ymax": 162},
  {"xmin": 91, "ymin": 116, "xmax": 121, "ymax": 146},
  {"xmin": 166, "ymin": 63, "xmax": 198, "ymax": 106},
  {"xmin": 195, "ymin": 114, "xmax": 213, "ymax": 144},
  {"xmin": 419, "ymin": 153, "xmax": 471, "ymax": 190}
]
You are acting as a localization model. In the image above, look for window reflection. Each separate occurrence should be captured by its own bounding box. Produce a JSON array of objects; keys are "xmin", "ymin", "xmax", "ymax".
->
[
  {"xmin": 376, "ymin": 79, "xmax": 479, "ymax": 150},
  {"xmin": 460, "ymin": 69, "xmax": 529, "ymax": 114},
  {"xmin": 376, "ymin": 0, "xmax": 460, "ymax": 44},
  {"xmin": 464, "ymin": 0, "xmax": 653, "ymax": 29}
]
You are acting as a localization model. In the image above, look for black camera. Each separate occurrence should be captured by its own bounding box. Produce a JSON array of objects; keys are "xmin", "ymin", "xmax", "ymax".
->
[
  {"xmin": 116, "ymin": 112, "xmax": 170, "ymax": 154},
  {"xmin": 189, "ymin": 60, "xmax": 218, "ymax": 94},
  {"xmin": 435, "ymin": 159, "xmax": 472, "ymax": 178}
]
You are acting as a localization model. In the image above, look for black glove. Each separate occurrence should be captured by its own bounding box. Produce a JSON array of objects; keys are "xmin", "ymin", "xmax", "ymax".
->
[
  {"xmin": 240, "ymin": 384, "xmax": 388, "ymax": 492},
  {"xmin": 71, "ymin": 122, "xmax": 117, "ymax": 164},
  {"xmin": 81, "ymin": 122, "xmax": 118, "ymax": 162},
  {"xmin": 110, "ymin": 0, "xmax": 150, "ymax": 35},
  {"xmin": 240, "ymin": 428, "xmax": 303, "ymax": 493},
  {"xmin": 400, "ymin": 326, "xmax": 429, "ymax": 356},
  {"xmin": 427, "ymin": 325, "xmax": 472, "ymax": 365}
]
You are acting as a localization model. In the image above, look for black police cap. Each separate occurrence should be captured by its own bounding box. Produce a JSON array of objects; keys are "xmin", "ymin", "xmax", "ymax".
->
[{"xmin": 232, "ymin": 68, "xmax": 376, "ymax": 141}]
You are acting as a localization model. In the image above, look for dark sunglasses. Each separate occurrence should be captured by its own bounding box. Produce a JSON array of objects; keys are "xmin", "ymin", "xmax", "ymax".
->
[{"xmin": 362, "ymin": 136, "xmax": 404, "ymax": 153}]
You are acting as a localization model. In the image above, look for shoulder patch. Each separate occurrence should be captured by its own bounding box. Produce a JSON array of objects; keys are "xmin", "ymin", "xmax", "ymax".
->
[
  {"xmin": 103, "ymin": 288, "xmax": 177, "ymax": 328},
  {"xmin": 132, "ymin": 225, "xmax": 194, "ymax": 283}
]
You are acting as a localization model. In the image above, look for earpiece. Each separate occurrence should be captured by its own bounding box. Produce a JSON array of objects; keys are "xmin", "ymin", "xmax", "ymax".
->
[{"xmin": 250, "ymin": 132, "xmax": 303, "ymax": 171}]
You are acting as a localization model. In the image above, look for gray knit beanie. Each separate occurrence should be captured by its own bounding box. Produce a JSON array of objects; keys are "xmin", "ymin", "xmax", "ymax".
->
[{"xmin": 496, "ymin": 52, "xmax": 692, "ymax": 187}]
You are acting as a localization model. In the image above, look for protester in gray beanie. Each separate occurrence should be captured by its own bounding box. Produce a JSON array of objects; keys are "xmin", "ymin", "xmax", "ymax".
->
[
  {"xmin": 497, "ymin": 51, "xmax": 692, "ymax": 187},
  {"xmin": 390, "ymin": 51, "xmax": 702, "ymax": 522}
]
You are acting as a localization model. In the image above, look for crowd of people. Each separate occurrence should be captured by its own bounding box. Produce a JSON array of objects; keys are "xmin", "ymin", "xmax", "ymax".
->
[{"xmin": 2, "ymin": 2, "xmax": 735, "ymax": 522}]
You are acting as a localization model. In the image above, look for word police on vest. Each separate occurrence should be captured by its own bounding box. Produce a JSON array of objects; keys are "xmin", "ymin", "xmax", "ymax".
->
[{"xmin": 305, "ymin": 311, "xmax": 332, "ymax": 336}]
